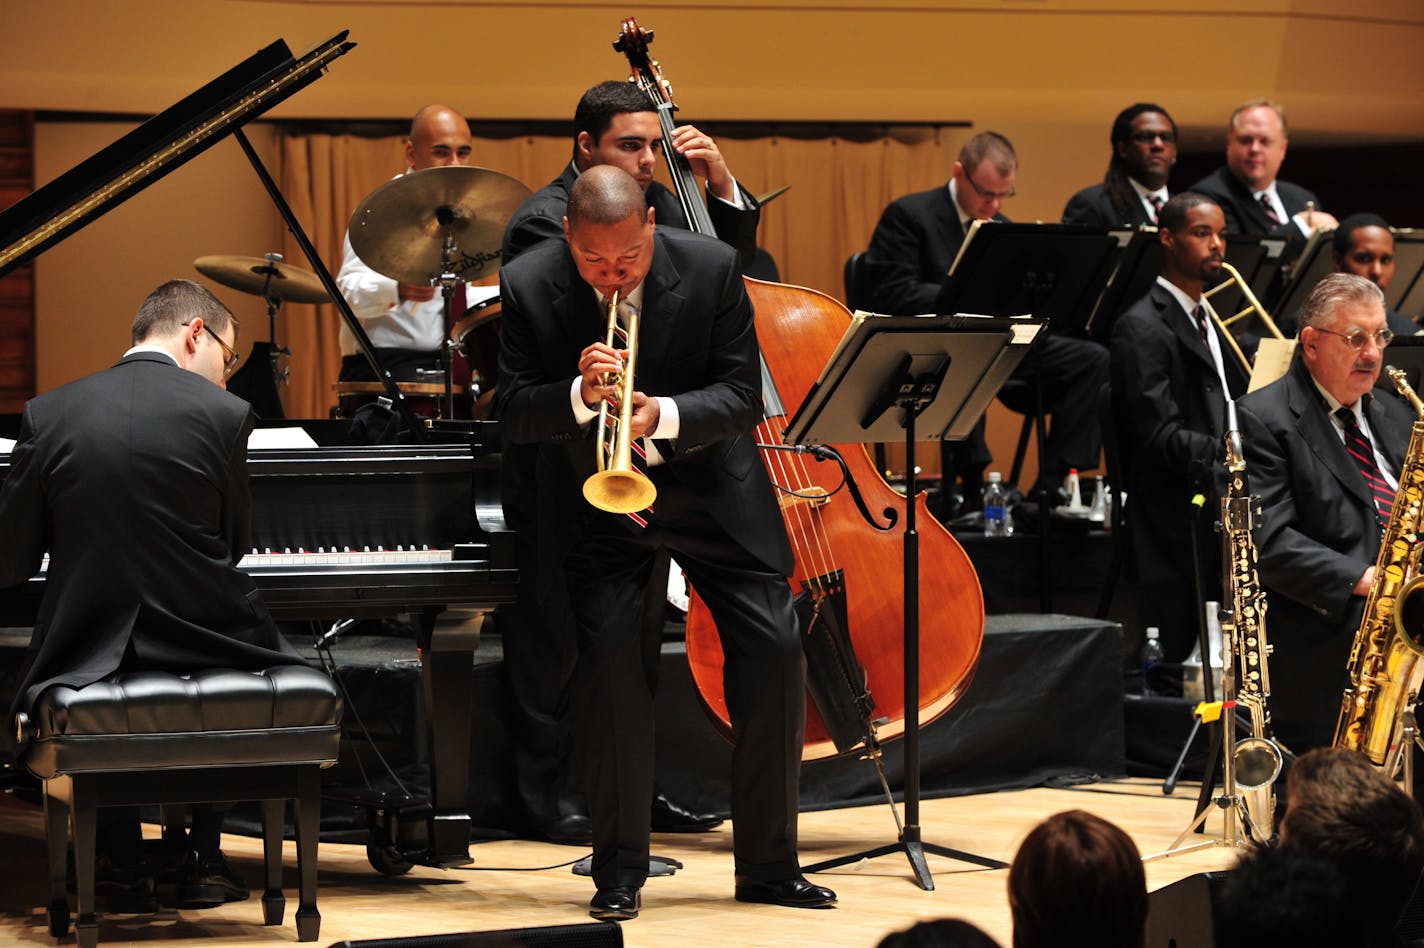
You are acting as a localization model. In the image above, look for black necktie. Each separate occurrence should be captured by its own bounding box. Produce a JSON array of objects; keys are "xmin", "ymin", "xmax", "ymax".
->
[
  {"xmin": 1148, "ymin": 194, "xmax": 1164, "ymax": 224},
  {"xmin": 1335, "ymin": 406, "xmax": 1395, "ymax": 521},
  {"xmin": 1258, "ymin": 192, "xmax": 1282, "ymax": 226},
  {"xmin": 1192, "ymin": 305, "xmax": 1210, "ymax": 346}
]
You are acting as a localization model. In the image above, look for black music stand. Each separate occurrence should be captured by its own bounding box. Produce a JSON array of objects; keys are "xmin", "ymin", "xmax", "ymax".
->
[
  {"xmin": 1388, "ymin": 229, "xmax": 1424, "ymax": 320},
  {"xmin": 785, "ymin": 312, "xmax": 1044, "ymax": 890},
  {"xmin": 1085, "ymin": 227, "xmax": 1162, "ymax": 342}
]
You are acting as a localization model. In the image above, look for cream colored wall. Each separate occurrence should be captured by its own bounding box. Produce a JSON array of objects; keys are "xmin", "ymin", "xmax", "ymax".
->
[{"xmin": 33, "ymin": 124, "xmax": 282, "ymax": 391}]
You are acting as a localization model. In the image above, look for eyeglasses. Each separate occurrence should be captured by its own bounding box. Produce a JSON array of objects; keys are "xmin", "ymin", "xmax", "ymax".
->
[
  {"xmin": 182, "ymin": 321, "xmax": 240, "ymax": 376},
  {"xmin": 963, "ymin": 168, "xmax": 1016, "ymax": 202},
  {"xmin": 1129, "ymin": 130, "xmax": 1176, "ymax": 145},
  {"xmin": 1313, "ymin": 326, "xmax": 1394, "ymax": 351}
]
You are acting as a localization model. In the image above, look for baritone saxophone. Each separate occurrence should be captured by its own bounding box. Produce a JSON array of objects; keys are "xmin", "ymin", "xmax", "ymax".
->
[{"xmin": 1333, "ymin": 366, "xmax": 1424, "ymax": 775}]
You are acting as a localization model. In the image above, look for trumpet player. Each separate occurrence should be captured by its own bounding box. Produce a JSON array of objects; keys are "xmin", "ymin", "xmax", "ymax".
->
[
  {"xmin": 496, "ymin": 166, "xmax": 835, "ymax": 921},
  {"xmin": 1109, "ymin": 193, "xmax": 1247, "ymax": 666},
  {"xmin": 1237, "ymin": 273, "xmax": 1412, "ymax": 752}
]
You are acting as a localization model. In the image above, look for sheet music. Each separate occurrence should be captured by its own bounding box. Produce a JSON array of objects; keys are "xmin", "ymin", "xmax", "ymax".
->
[
  {"xmin": 247, "ymin": 427, "xmax": 319, "ymax": 450},
  {"xmin": 1248, "ymin": 338, "xmax": 1297, "ymax": 392},
  {"xmin": 0, "ymin": 437, "xmax": 15, "ymax": 453}
]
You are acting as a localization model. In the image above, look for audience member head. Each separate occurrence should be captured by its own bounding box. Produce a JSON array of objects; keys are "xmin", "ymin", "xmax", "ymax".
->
[
  {"xmin": 1333, "ymin": 213, "xmax": 1397, "ymax": 291},
  {"xmin": 952, "ymin": 131, "xmax": 1017, "ymax": 222},
  {"xmin": 1279, "ymin": 746, "xmax": 1424, "ymax": 939},
  {"xmin": 406, "ymin": 104, "xmax": 473, "ymax": 171},
  {"xmin": 131, "ymin": 279, "xmax": 240, "ymax": 388},
  {"xmin": 1158, "ymin": 192, "xmax": 1226, "ymax": 293},
  {"xmin": 1297, "ymin": 273, "xmax": 1389, "ymax": 407},
  {"xmin": 1214, "ymin": 845, "xmax": 1367, "ymax": 948},
  {"xmin": 877, "ymin": 919, "xmax": 1001, "ymax": 948},
  {"xmin": 571, "ymin": 80, "xmax": 660, "ymax": 192},
  {"xmin": 1225, "ymin": 98, "xmax": 1289, "ymax": 192},
  {"xmin": 563, "ymin": 165, "xmax": 656, "ymax": 301},
  {"xmin": 1109, "ymin": 103, "xmax": 1177, "ymax": 191},
  {"xmin": 1007, "ymin": 810, "xmax": 1147, "ymax": 948}
]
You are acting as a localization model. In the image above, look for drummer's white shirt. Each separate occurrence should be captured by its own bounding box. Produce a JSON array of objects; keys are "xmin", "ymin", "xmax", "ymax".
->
[{"xmin": 336, "ymin": 171, "xmax": 499, "ymax": 356}]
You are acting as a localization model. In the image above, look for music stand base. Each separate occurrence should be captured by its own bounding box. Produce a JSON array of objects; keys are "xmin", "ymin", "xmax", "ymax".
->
[{"xmin": 803, "ymin": 832, "xmax": 1006, "ymax": 891}]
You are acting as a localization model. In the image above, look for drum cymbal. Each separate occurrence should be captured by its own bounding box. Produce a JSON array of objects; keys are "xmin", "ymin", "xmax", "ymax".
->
[
  {"xmin": 194, "ymin": 254, "xmax": 331, "ymax": 304},
  {"xmin": 348, "ymin": 166, "xmax": 531, "ymax": 287}
]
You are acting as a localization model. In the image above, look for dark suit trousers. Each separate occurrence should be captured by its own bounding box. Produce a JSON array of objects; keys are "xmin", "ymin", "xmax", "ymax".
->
[
  {"xmin": 564, "ymin": 469, "xmax": 805, "ymax": 891},
  {"xmin": 1018, "ymin": 334, "xmax": 1108, "ymax": 480}
]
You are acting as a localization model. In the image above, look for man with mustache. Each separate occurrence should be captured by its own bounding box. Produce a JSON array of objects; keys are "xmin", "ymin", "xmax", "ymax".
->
[
  {"xmin": 1062, "ymin": 103, "xmax": 1177, "ymax": 229},
  {"xmin": 1110, "ymin": 193, "xmax": 1247, "ymax": 668},
  {"xmin": 1239, "ymin": 272, "xmax": 1412, "ymax": 751}
]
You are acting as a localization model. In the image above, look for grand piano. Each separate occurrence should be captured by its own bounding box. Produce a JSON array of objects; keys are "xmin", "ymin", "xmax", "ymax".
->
[{"xmin": 0, "ymin": 33, "xmax": 517, "ymax": 871}]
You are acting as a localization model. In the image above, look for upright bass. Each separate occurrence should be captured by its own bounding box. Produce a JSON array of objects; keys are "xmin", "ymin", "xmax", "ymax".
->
[{"xmin": 615, "ymin": 19, "xmax": 985, "ymax": 761}]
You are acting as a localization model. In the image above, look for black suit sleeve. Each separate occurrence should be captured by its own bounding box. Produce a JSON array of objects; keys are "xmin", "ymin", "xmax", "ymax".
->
[
  {"xmin": 502, "ymin": 205, "xmax": 566, "ymax": 267},
  {"xmin": 1110, "ymin": 310, "xmax": 1218, "ymax": 476},
  {"xmin": 223, "ymin": 408, "xmax": 256, "ymax": 566},
  {"xmin": 0, "ymin": 404, "xmax": 47, "ymax": 587},
  {"xmin": 494, "ymin": 271, "xmax": 589, "ymax": 448},
  {"xmin": 1062, "ymin": 188, "xmax": 1108, "ymax": 228},
  {"xmin": 707, "ymin": 183, "xmax": 762, "ymax": 274},
  {"xmin": 1239, "ymin": 401, "xmax": 1364, "ymax": 625},
  {"xmin": 864, "ymin": 200, "xmax": 940, "ymax": 315}
]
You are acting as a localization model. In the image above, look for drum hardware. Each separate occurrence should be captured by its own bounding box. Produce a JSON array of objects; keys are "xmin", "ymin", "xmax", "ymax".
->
[
  {"xmin": 347, "ymin": 166, "xmax": 530, "ymax": 419},
  {"xmin": 195, "ymin": 251, "xmax": 330, "ymax": 389}
]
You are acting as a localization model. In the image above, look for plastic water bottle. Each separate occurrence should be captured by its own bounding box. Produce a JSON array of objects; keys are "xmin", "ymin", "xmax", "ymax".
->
[
  {"xmin": 1141, "ymin": 626, "xmax": 1164, "ymax": 696},
  {"xmin": 1088, "ymin": 475, "xmax": 1108, "ymax": 524},
  {"xmin": 982, "ymin": 471, "xmax": 1011, "ymax": 537}
]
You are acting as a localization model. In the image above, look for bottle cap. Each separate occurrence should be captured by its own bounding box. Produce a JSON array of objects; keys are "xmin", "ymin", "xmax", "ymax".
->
[{"xmin": 987, "ymin": 471, "xmax": 1002, "ymax": 483}]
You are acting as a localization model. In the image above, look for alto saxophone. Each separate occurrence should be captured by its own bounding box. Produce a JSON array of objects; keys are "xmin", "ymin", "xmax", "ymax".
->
[
  {"xmin": 1334, "ymin": 366, "xmax": 1424, "ymax": 775},
  {"xmin": 1221, "ymin": 402, "xmax": 1283, "ymax": 843}
]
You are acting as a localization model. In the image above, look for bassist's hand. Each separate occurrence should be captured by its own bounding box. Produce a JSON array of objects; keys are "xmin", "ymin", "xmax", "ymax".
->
[{"xmin": 671, "ymin": 124, "xmax": 736, "ymax": 202}]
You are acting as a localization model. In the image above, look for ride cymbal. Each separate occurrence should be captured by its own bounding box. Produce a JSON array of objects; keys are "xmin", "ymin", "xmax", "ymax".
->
[
  {"xmin": 348, "ymin": 165, "xmax": 531, "ymax": 286},
  {"xmin": 194, "ymin": 254, "xmax": 331, "ymax": 304}
]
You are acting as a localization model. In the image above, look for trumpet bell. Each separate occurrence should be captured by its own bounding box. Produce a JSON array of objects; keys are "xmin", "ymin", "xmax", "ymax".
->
[{"xmin": 584, "ymin": 469, "xmax": 657, "ymax": 515}]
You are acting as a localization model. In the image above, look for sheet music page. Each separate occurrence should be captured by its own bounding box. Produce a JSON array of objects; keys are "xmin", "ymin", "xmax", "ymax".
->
[
  {"xmin": 1248, "ymin": 338, "xmax": 1297, "ymax": 392},
  {"xmin": 247, "ymin": 427, "xmax": 319, "ymax": 450},
  {"xmin": 0, "ymin": 437, "xmax": 15, "ymax": 453}
]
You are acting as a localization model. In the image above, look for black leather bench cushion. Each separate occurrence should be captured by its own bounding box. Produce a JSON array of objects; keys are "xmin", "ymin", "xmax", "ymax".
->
[{"xmin": 24, "ymin": 666, "xmax": 342, "ymax": 778}]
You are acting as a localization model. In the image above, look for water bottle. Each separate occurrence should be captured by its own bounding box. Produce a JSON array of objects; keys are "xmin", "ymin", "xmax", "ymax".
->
[
  {"xmin": 1088, "ymin": 475, "xmax": 1108, "ymax": 524},
  {"xmin": 982, "ymin": 471, "xmax": 1011, "ymax": 537},
  {"xmin": 1064, "ymin": 467, "xmax": 1085, "ymax": 511},
  {"xmin": 1141, "ymin": 626, "xmax": 1164, "ymax": 696}
]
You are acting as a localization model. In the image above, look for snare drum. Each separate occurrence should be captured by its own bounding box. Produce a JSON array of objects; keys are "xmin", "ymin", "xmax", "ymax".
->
[
  {"xmin": 449, "ymin": 295, "xmax": 502, "ymax": 418},
  {"xmin": 332, "ymin": 380, "xmax": 468, "ymax": 421}
]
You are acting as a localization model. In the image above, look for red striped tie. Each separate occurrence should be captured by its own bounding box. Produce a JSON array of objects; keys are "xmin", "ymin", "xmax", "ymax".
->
[
  {"xmin": 1258, "ymin": 193, "xmax": 1282, "ymax": 226},
  {"xmin": 1335, "ymin": 406, "xmax": 1395, "ymax": 521}
]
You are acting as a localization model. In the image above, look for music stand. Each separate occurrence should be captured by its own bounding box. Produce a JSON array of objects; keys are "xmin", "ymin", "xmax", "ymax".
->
[
  {"xmin": 1085, "ymin": 227, "xmax": 1162, "ymax": 342},
  {"xmin": 786, "ymin": 311, "xmax": 1044, "ymax": 890},
  {"xmin": 1385, "ymin": 229, "xmax": 1424, "ymax": 320},
  {"xmin": 1272, "ymin": 228, "xmax": 1337, "ymax": 332}
]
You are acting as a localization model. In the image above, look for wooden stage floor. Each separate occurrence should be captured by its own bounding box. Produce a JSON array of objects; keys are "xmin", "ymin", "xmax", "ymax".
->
[{"xmin": 0, "ymin": 778, "xmax": 1241, "ymax": 947}]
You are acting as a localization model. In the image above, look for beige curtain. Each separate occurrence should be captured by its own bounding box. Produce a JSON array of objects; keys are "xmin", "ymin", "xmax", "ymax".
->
[{"xmin": 273, "ymin": 126, "xmax": 965, "ymax": 421}]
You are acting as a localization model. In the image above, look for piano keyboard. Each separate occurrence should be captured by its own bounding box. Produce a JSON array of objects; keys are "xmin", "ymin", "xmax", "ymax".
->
[{"xmin": 239, "ymin": 547, "xmax": 453, "ymax": 568}]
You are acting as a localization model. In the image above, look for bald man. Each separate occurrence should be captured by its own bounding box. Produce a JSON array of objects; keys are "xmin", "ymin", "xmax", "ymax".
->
[{"xmin": 336, "ymin": 104, "xmax": 495, "ymax": 382}]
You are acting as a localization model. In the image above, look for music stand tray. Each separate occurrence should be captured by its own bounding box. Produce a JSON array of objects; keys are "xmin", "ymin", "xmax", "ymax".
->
[
  {"xmin": 932, "ymin": 222, "xmax": 1121, "ymax": 338},
  {"xmin": 785, "ymin": 311, "xmax": 1043, "ymax": 890}
]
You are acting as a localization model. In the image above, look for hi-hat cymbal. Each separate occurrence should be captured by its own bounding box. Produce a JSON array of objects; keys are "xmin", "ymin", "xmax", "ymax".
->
[
  {"xmin": 194, "ymin": 255, "xmax": 331, "ymax": 304},
  {"xmin": 348, "ymin": 166, "xmax": 531, "ymax": 287}
]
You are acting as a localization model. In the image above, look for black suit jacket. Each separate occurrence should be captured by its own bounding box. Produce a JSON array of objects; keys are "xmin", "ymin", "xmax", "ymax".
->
[
  {"xmin": 495, "ymin": 228, "xmax": 792, "ymax": 576},
  {"xmin": 862, "ymin": 184, "xmax": 1009, "ymax": 315},
  {"xmin": 500, "ymin": 164, "xmax": 761, "ymax": 270},
  {"xmin": 1238, "ymin": 357, "xmax": 1413, "ymax": 746},
  {"xmin": 1062, "ymin": 182, "xmax": 1156, "ymax": 229},
  {"xmin": 1189, "ymin": 166, "xmax": 1321, "ymax": 238},
  {"xmin": 0, "ymin": 352, "xmax": 302, "ymax": 721},
  {"xmin": 1110, "ymin": 282, "xmax": 1249, "ymax": 584}
]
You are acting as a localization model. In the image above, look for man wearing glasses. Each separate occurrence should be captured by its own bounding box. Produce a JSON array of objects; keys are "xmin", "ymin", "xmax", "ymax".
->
[
  {"xmin": 0, "ymin": 279, "xmax": 304, "ymax": 910},
  {"xmin": 863, "ymin": 131, "xmax": 1108, "ymax": 512},
  {"xmin": 1238, "ymin": 273, "xmax": 1411, "ymax": 752},
  {"xmin": 1062, "ymin": 103, "xmax": 1177, "ymax": 229}
]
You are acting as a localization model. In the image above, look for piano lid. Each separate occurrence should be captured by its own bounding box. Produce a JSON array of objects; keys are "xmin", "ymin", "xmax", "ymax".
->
[{"xmin": 0, "ymin": 31, "xmax": 355, "ymax": 279}]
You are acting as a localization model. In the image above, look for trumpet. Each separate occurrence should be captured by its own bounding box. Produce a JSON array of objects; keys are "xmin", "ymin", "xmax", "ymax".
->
[
  {"xmin": 583, "ymin": 289, "xmax": 658, "ymax": 514},
  {"xmin": 1201, "ymin": 261, "xmax": 1289, "ymax": 374}
]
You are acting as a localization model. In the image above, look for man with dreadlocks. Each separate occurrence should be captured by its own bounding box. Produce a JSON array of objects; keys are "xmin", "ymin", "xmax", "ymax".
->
[{"xmin": 1063, "ymin": 103, "xmax": 1178, "ymax": 229}]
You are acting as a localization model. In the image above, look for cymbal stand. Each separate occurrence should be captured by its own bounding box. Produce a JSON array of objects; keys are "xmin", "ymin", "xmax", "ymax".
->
[
  {"xmin": 433, "ymin": 221, "xmax": 463, "ymax": 421},
  {"xmin": 259, "ymin": 252, "xmax": 292, "ymax": 389},
  {"xmin": 1143, "ymin": 623, "xmax": 1265, "ymax": 861}
]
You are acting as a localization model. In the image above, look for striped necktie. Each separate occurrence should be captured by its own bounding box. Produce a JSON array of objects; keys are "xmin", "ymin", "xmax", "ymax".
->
[
  {"xmin": 1148, "ymin": 194, "xmax": 1164, "ymax": 224},
  {"xmin": 1335, "ymin": 405, "xmax": 1395, "ymax": 521},
  {"xmin": 1257, "ymin": 193, "xmax": 1282, "ymax": 226}
]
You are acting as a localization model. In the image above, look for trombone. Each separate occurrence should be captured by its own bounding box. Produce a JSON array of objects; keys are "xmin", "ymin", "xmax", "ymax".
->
[
  {"xmin": 583, "ymin": 289, "xmax": 658, "ymax": 514},
  {"xmin": 1201, "ymin": 261, "xmax": 1289, "ymax": 374}
]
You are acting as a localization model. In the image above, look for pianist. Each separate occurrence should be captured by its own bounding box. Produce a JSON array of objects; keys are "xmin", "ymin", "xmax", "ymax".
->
[{"xmin": 0, "ymin": 279, "xmax": 306, "ymax": 910}]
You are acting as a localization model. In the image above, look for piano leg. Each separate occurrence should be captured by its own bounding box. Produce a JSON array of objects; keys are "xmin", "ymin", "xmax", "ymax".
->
[{"xmin": 418, "ymin": 606, "xmax": 485, "ymax": 868}]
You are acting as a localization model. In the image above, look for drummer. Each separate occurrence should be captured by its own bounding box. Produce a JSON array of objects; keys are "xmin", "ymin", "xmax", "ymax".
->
[{"xmin": 335, "ymin": 104, "xmax": 498, "ymax": 382}]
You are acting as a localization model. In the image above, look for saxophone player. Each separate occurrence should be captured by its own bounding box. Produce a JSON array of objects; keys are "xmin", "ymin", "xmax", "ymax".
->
[{"xmin": 1237, "ymin": 273, "xmax": 1413, "ymax": 752}]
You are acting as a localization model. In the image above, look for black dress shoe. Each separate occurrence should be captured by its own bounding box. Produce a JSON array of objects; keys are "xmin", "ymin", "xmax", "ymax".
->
[
  {"xmin": 589, "ymin": 885, "xmax": 640, "ymax": 921},
  {"xmin": 535, "ymin": 813, "xmax": 593, "ymax": 846},
  {"xmin": 90, "ymin": 856, "xmax": 159, "ymax": 915},
  {"xmin": 734, "ymin": 875, "xmax": 837, "ymax": 908},
  {"xmin": 649, "ymin": 793, "xmax": 723, "ymax": 833},
  {"xmin": 175, "ymin": 849, "xmax": 249, "ymax": 909}
]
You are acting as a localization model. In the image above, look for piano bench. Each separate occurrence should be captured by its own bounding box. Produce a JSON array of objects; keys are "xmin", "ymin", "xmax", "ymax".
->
[{"xmin": 15, "ymin": 666, "xmax": 342, "ymax": 948}]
